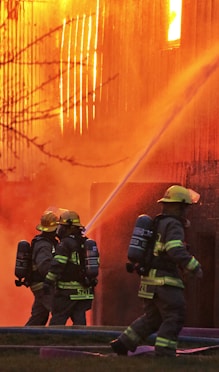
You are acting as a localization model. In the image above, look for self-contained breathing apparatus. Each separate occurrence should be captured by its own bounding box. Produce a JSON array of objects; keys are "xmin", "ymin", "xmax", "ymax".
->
[
  {"xmin": 58, "ymin": 210, "xmax": 100, "ymax": 286},
  {"xmin": 15, "ymin": 240, "xmax": 33, "ymax": 287},
  {"xmin": 84, "ymin": 238, "xmax": 99, "ymax": 278},
  {"xmin": 126, "ymin": 214, "xmax": 157, "ymax": 276},
  {"xmin": 14, "ymin": 236, "xmax": 51, "ymax": 288},
  {"xmin": 15, "ymin": 236, "xmax": 100, "ymax": 288},
  {"xmin": 126, "ymin": 186, "xmax": 200, "ymax": 277},
  {"xmin": 81, "ymin": 238, "xmax": 100, "ymax": 287}
]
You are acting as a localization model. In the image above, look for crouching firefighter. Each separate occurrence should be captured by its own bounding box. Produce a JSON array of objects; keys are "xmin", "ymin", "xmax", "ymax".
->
[
  {"xmin": 110, "ymin": 185, "xmax": 203, "ymax": 357},
  {"xmin": 43, "ymin": 210, "xmax": 99, "ymax": 326}
]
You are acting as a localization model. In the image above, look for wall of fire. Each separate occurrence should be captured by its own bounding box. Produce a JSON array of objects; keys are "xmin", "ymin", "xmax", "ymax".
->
[
  {"xmin": 1, "ymin": 1, "xmax": 219, "ymax": 171},
  {"xmin": 1, "ymin": 0, "xmax": 219, "ymax": 326},
  {"xmin": 1, "ymin": 0, "xmax": 219, "ymax": 172}
]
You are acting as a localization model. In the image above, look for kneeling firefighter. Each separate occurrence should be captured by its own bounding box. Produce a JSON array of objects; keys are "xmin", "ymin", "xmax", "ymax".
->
[
  {"xmin": 43, "ymin": 210, "xmax": 99, "ymax": 325},
  {"xmin": 110, "ymin": 185, "xmax": 203, "ymax": 357}
]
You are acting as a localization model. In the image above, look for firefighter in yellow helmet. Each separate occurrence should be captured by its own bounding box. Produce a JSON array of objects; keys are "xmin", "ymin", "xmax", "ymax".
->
[
  {"xmin": 25, "ymin": 211, "xmax": 59, "ymax": 326},
  {"xmin": 110, "ymin": 185, "xmax": 203, "ymax": 357},
  {"xmin": 44, "ymin": 210, "xmax": 98, "ymax": 325}
]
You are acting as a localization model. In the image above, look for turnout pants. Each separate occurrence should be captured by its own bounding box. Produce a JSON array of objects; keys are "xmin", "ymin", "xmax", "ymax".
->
[
  {"xmin": 49, "ymin": 292, "xmax": 92, "ymax": 325},
  {"xmin": 25, "ymin": 289, "xmax": 53, "ymax": 326},
  {"xmin": 119, "ymin": 285, "xmax": 185, "ymax": 356}
]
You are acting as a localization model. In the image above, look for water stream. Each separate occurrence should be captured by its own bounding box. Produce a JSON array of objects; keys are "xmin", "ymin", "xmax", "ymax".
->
[{"xmin": 86, "ymin": 46, "xmax": 219, "ymax": 233}]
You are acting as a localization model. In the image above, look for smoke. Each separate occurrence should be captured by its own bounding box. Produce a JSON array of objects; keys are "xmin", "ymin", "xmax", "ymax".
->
[
  {"xmin": 2, "ymin": 0, "xmax": 219, "ymax": 326},
  {"xmin": 4, "ymin": 44, "xmax": 219, "ymax": 325}
]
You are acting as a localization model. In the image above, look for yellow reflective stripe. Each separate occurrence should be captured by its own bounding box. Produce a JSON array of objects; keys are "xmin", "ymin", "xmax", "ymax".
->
[
  {"xmin": 148, "ymin": 269, "xmax": 157, "ymax": 278},
  {"xmin": 155, "ymin": 336, "xmax": 177, "ymax": 350},
  {"xmin": 70, "ymin": 251, "xmax": 80, "ymax": 265},
  {"xmin": 58, "ymin": 281, "xmax": 94, "ymax": 299},
  {"xmin": 186, "ymin": 256, "xmax": 199, "ymax": 271},
  {"xmin": 124, "ymin": 327, "xmax": 141, "ymax": 344},
  {"xmin": 63, "ymin": 218, "xmax": 80, "ymax": 224},
  {"xmin": 140, "ymin": 275, "xmax": 184, "ymax": 288},
  {"xmin": 138, "ymin": 283, "xmax": 154, "ymax": 299},
  {"xmin": 70, "ymin": 293, "xmax": 94, "ymax": 300},
  {"xmin": 141, "ymin": 277, "xmax": 165, "ymax": 285},
  {"xmin": 30, "ymin": 282, "xmax": 43, "ymax": 291},
  {"xmin": 46, "ymin": 272, "xmax": 57, "ymax": 281},
  {"xmin": 165, "ymin": 240, "xmax": 183, "ymax": 251},
  {"xmin": 54, "ymin": 255, "xmax": 68, "ymax": 264},
  {"xmin": 154, "ymin": 241, "xmax": 165, "ymax": 255},
  {"xmin": 58, "ymin": 281, "xmax": 83, "ymax": 289},
  {"xmin": 138, "ymin": 291, "xmax": 154, "ymax": 299},
  {"xmin": 164, "ymin": 277, "xmax": 184, "ymax": 288}
]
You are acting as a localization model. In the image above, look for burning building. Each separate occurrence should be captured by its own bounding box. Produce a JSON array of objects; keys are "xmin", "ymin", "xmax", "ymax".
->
[{"xmin": 0, "ymin": 0, "xmax": 219, "ymax": 327}]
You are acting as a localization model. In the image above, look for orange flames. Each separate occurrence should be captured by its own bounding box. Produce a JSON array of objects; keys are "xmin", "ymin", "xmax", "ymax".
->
[
  {"xmin": 168, "ymin": 0, "xmax": 182, "ymax": 45},
  {"xmin": 59, "ymin": 0, "xmax": 101, "ymax": 135}
]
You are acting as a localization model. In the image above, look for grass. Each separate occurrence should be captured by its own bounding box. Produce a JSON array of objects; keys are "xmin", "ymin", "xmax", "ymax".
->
[
  {"xmin": 0, "ymin": 327, "xmax": 219, "ymax": 372},
  {"xmin": 1, "ymin": 351, "xmax": 219, "ymax": 372}
]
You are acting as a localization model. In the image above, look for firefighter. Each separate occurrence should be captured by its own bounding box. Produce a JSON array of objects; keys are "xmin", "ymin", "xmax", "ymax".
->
[
  {"xmin": 25, "ymin": 211, "xmax": 59, "ymax": 326},
  {"xmin": 110, "ymin": 185, "xmax": 203, "ymax": 357},
  {"xmin": 43, "ymin": 210, "xmax": 96, "ymax": 325}
]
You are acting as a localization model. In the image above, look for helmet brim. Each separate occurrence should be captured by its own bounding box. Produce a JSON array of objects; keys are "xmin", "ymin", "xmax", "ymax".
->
[
  {"xmin": 157, "ymin": 198, "xmax": 192, "ymax": 204},
  {"xmin": 58, "ymin": 222, "xmax": 84, "ymax": 227},
  {"xmin": 36, "ymin": 224, "xmax": 58, "ymax": 232}
]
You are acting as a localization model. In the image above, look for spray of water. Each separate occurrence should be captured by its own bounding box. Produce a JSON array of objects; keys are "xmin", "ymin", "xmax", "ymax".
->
[{"xmin": 86, "ymin": 46, "xmax": 219, "ymax": 233}]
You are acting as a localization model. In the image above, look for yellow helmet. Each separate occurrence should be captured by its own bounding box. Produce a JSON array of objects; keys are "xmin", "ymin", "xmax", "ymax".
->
[
  {"xmin": 36, "ymin": 211, "xmax": 58, "ymax": 232},
  {"xmin": 59, "ymin": 210, "xmax": 83, "ymax": 227},
  {"xmin": 157, "ymin": 185, "xmax": 200, "ymax": 204}
]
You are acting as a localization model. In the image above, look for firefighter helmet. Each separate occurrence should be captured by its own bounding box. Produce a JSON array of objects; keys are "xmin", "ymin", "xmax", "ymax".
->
[
  {"xmin": 36, "ymin": 211, "xmax": 58, "ymax": 232},
  {"xmin": 157, "ymin": 185, "xmax": 200, "ymax": 204},
  {"xmin": 59, "ymin": 210, "xmax": 83, "ymax": 227}
]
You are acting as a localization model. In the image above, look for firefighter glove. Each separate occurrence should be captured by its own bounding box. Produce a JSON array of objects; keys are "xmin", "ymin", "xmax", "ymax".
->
[
  {"xmin": 135, "ymin": 264, "xmax": 146, "ymax": 276},
  {"xmin": 195, "ymin": 267, "xmax": 203, "ymax": 279},
  {"xmin": 91, "ymin": 278, "xmax": 98, "ymax": 287}
]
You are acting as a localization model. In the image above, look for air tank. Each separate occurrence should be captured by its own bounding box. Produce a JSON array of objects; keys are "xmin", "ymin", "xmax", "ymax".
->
[
  {"xmin": 15, "ymin": 240, "xmax": 32, "ymax": 286},
  {"xmin": 127, "ymin": 214, "xmax": 153, "ymax": 265},
  {"xmin": 84, "ymin": 239, "xmax": 99, "ymax": 279}
]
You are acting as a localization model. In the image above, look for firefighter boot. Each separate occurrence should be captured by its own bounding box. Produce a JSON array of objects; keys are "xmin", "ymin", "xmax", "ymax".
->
[
  {"xmin": 155, "ymin": 346, "xmax": 176, "ymax": 357},
  {"xmin": 110, "ymin": 339, "xmax": 128, "ymax": 355}
]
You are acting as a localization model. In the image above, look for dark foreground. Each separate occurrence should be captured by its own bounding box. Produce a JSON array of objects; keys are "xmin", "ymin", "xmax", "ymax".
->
[{"xmin": 0, "ymin": 327, "xmax": 219, "ymax": 372}]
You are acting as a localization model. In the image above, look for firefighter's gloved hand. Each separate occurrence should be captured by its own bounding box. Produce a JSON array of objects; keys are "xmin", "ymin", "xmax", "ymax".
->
[
  {"xmin": 194, "ymin": 267, "xmax": 203, "ymax": 279},
  {"xmin": 82, "ymin": 277, "xmax": 92, "ymax": 288},
  {"xmin": 135, "ymin": 264, "xmax": 146, "ymax": 276},
  {"xmin": 126, "ymin": 262, "xmax": 134, "ymax": 273},
  {"xmin": 184, "ymin": 266, "xmax": 203, "ymax": 280},
  {"xmin": 81, "ymin": 277, "xmax": 98, "ymax": 288},
  {"xmin": 91, "ymin": 278, "xmax": 98, "ymax": 287}
]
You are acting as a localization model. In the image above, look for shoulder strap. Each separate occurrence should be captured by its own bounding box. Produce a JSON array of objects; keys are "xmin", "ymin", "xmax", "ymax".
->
[
  {"xmin": 31, "ymin": 235, "xmax": 52, "ymax": 261},
  {"xmin": 151, "ymin": 214, "xmax": 164, "ymax": 240},
  {"xmin": 31, "ymin": 235, "xmax": 52, "ymax": 246}
]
